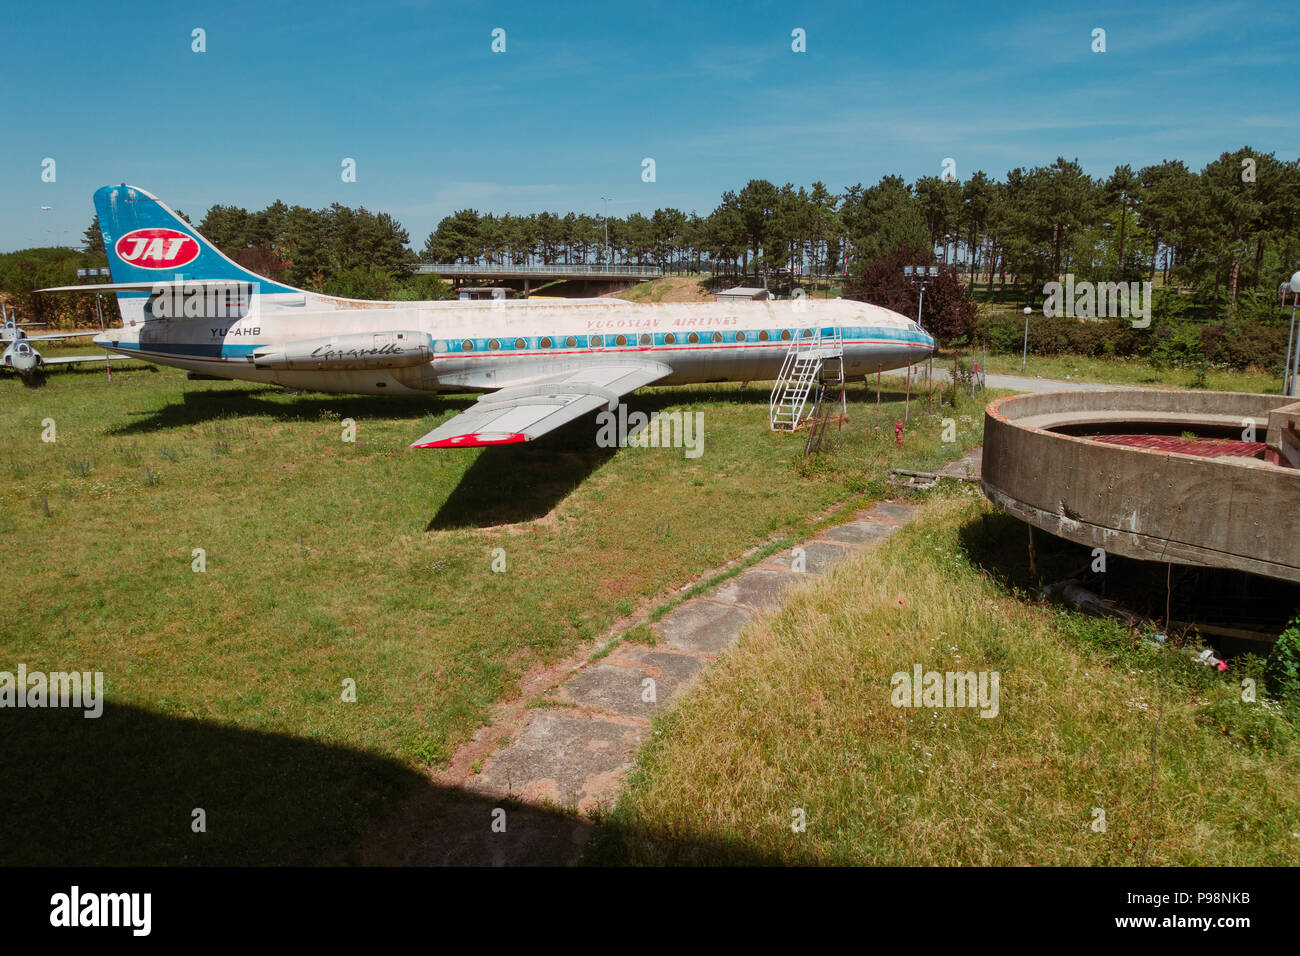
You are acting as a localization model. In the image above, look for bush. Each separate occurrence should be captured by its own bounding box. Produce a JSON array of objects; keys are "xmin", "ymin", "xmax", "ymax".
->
[
  {"xmin": 1265, "ymin": 615, "xmax": 1300, "ymax": 705},
  {"xmin": 844, "ymin": 245, "xmax": 977, "ymax": 346}
]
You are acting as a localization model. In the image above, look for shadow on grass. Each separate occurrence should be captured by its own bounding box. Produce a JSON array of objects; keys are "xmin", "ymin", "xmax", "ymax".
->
[
  {"xmin": 0, "ymin": 360, "xmax": 161, "ymax": 390},
  {"xmin": 424, "ymin": 382, "xmax": 927, "ymax": 530},
  {"xmin": 1, "ymin": 700, "xmax": 782, "ymax": 866},
  {"xmin": 426, "ymin": 411, "xmax": 616, "ymax": 530},
  {"xmin": 107, "ymin": 386, "xmax": 475, "ymax": 436}
]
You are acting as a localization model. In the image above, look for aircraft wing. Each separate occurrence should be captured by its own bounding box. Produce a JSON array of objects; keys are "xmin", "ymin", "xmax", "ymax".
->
[
  {"xmin": 410, "ymin": 362, "xmax": 671, "ymax": 448},
  {"xmin": 38, "ymin": 354, "xmax": 143, "ymax": 366},
  {"xmin": 23, "ymin": 332, "xmax": 99, "ymax": 342}
]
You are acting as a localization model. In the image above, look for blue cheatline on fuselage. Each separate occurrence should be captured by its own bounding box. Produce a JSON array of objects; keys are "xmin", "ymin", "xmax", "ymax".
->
[{"xmin": 104, "ymin": 325, "xmax": 933, "ymax": 364}]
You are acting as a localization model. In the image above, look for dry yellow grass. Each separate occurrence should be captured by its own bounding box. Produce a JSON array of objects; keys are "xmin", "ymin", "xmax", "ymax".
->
[{"xmin": 590, "ymin": 491, "xmax": 1300, "ymax": 865}]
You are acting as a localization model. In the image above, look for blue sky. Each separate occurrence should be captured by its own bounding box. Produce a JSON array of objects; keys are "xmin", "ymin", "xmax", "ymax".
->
[{"xmin": 2, "ymin": 0, "xmax": 1295, "ymax": 251}]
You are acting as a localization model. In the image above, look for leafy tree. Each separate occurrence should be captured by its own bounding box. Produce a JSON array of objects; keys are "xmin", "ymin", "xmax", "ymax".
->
[{"xmin": 844, "ymin": 244, "xmax": 976, "ymax": 346}]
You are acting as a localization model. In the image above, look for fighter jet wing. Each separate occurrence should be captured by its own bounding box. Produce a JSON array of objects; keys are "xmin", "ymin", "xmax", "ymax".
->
[
  {"xmin": 38, "ymin": 354, "xmax": 143, "ymax": 366},
  {"xmin": 22, "ymin": 331, "xmax": 99, "ymax": 342},
  {"xmin": 410, "ymin": 361, "xmax": 672, "ymax": 448}
]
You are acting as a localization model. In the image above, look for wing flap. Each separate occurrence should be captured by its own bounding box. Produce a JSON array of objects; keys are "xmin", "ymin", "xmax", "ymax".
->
[{"xmin": 411, "ymin": 361, "xmax": 670, "ymax": 449}]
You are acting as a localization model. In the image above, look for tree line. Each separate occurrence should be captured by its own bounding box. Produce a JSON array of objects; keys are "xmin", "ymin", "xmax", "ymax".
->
[
  {"xmin": 5, "ymin": 144, "xmax": 1296, "ymax": 328},
  {"xmin": 422, "ymin": 147, "xmax": 1299, "ymax": 308}
]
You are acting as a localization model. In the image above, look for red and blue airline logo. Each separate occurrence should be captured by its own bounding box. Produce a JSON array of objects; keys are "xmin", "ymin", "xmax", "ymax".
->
[{"xmin": 114, "ymin": 228, "xmax": 201, "ymax": 270}]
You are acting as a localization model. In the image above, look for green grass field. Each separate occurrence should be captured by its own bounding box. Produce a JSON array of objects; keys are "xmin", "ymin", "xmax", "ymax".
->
[
  {"xmin": 1, "ymin": 359, "xmax": 988, "ymax": 864},
  {"xmin": 969, "ymin": 350, "xmax": 1278, "ymax": 393},
  {"xmin": 586, "ymin": 492, "xmax": 1300, "ymax": 866}
]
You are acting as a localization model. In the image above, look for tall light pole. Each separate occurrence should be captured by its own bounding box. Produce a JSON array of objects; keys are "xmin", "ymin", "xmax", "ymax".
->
[
  {"xmin": 1021, "ymin": 306, "xmax": 1032, "ymax": 374},
  {"xmin": 1288, "ymin": 269, "xmax": 1300, "ymax": 397},
  {"xmin": 600, "ymin": 196, "xmax": 612, "ymax": 266},
  {"xmin": 1285, "ymin": 282, "xmax": 1296, "ymax": 395},
  {"xmin": 903, "ymin": 265, "xmax": 938, "ymax": 329}
]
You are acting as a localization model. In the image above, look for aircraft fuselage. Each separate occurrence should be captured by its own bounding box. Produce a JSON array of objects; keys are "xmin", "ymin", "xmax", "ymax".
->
[{"xmin": 95, "ymin": 294, "xmax": 934, "ymax": 396}]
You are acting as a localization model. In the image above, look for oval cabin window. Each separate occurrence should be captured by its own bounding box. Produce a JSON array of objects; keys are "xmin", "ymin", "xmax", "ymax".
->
[
  {"xmin": 462, "ymin": 340, "xmax": 475, "ymax": 352},
  {"xmin": 664, "ymin": 333, "xmax": 675, "ymax": 345},
  {"xmin": 591, "ymin": 334, "xmax": 603, "ymax": 347},
  {"xmin": 639, "ymin": 333, "xmax": 651, "ymax": 346},
  {"xmin": 514, "ymin": 337, "xmax": 526, "ymax": 350},
  {"xmin": 615, "ymin": 334, "xmax": 627, "ymax": 346},
  {"xmin": 565, "ymin": 336, "xmax": 577, "ymax": 348},
  {"xmin": 488, "ymin": 339, "xmax": 501, "ymax": 351},
  {"xmin": 540, "ymin": 336, "xmax": 552, "ymax": 349},
  {"xmin": 712, "ymin": 332, "xmax": 722, "ymax": 343},
  {"xmin": 687, "ymin": 332, "xmax": 699, "ymax": 344},
  {"xmin": 736, "ymin": 331, "xmax": 746, "ymax": 342}
]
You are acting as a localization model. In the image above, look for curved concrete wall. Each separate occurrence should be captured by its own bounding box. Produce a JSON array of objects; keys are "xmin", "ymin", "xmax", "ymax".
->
[{"xmin": 982, "ymin": 389, "xmax": 1300, "ymax": 583}]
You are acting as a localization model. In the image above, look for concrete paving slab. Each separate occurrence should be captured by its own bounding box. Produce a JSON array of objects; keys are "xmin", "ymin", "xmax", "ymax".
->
[
  {"xmin": 822, "ymin": 520, "xmax": 899, "ymax": 545},
  {"xmin": 938, "ymin": 447, "xmax": 983, "ymax": 479},
  {"xmin": 655, "ymin": 599, "xmax": 754, "ymax": 654},
  {"xmin": 868, "ymin": 501, "xmax": 917, "ymax": 524},
  {"xmin": 711, "ymin": 567, "xmax": 798, "ymax": 609},
  {"xmin": 564, "ymin": 650, "xmax": 703, "ymax": 718},
  {"xmin": 407, "ymin": 794, "xmax": 593, "ymax": 867},
  {"xmin": 465, "ymin": 712, "xmax": 645, "ymax": 813},
  {"xmin": 765, "ymin": 539, "xmax": 854, "ymax": 575}
]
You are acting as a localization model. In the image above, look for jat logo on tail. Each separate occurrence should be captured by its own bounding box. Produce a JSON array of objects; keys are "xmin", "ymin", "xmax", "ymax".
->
[{"xmin": 115, "ymin": 228, "xmax": 200, "ymax": 269}]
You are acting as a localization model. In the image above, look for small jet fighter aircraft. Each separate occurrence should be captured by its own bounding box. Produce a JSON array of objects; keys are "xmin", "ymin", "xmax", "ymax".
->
[{"xmin": 0, "ymin": 303, "xmax": 139, "ymax": 382}]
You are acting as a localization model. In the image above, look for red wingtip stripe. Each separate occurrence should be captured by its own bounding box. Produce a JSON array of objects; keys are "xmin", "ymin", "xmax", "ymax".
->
[{"xmin": 410, "ymin": 432, "xmax": 528, "ymax": 449}]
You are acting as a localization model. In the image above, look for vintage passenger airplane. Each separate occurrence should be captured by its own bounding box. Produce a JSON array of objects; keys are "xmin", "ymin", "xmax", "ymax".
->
[{"xmin": 41, "ymin": 184, "xmax": 934, "ymax": 448}]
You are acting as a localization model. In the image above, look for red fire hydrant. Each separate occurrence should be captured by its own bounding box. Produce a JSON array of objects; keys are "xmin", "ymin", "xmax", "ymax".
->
[{"xmin": 894, "ymin": 420, "xmax": 904, "ymax": 446}]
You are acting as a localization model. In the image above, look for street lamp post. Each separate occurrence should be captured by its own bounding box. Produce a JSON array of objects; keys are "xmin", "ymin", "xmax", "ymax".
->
[
  {"xmin": 600, "ymin": 196, "xmax": 612, "ymax": 265},
  {"xmin": 903, "ymin": 265, "xmax": 938, "ymax": 329},
  {"xmin": 1289, "ymin": 270, "xmax": 1300, "ymax": 397},
  {"xmin": 1021, "ymin": 306, "xmax": 1032, "ymax": 374},
  {"xmin": 1285, "ymin": 285, "xmax": 1296, "ymax": 395}
]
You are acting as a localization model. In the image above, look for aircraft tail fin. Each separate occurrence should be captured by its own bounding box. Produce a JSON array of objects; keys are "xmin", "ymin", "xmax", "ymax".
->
[{"xmin": 93, "ymin": 185, "xmax": 299, "ymax": 294}]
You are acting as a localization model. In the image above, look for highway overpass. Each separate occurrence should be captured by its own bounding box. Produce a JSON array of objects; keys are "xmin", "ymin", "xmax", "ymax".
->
[{"xmin": 416, "ymin": 262, "xmax": 662, "ymax": 296}]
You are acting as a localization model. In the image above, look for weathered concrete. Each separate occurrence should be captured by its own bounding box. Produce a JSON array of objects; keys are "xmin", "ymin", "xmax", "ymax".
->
[
  {"xmin": 982, "ymin": 389, "xmax": 1300, "ymax": 583},
  {"xmin": 711, "ymin": 567, "xmax": 800, "ymax": 608},
  {"xmin": 464, "ymin": 711, "xmax": 646, "ymax": 813},
  {"xmin": 821, "ymin": 519, "xmax": 899, "ymax": 545},
  {"xmin": 656, "ymin": 599, "xmax": 754, "ymax": 653},
  {"xmin": 563, "ymin": 648, "xmax": 705, "ymax": 718},
  {"xmin": 763, "ymin": 540, "xmax": 854, "ymax": 575},
  {"xmin": 1266, "ymin": 400, "xmax": 1300, "ymax": 468}
]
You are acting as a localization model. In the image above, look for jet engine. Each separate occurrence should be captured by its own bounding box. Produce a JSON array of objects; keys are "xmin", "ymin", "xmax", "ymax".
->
[{"xmin": 251, "ymin": 331, "xmax": 433, "ymax": 371}]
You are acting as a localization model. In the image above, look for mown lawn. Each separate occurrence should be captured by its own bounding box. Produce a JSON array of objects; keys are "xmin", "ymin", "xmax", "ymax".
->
[
  {"xmin": 1, "ymin": 360, "xmax": 987, "ymax": 863},
  {"xmin": 965, "ymin": 349, "xmax": 1278, "ymax": 393},
  {"xmin": 587, "ymin": 491, "xmax": 1300, "ymax": 866}
]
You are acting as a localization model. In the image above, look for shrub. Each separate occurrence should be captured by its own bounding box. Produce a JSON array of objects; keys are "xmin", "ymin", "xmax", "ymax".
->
[{"xmin": 1265, "ymin": 615, "xmax": 1300, "ymax": 705}]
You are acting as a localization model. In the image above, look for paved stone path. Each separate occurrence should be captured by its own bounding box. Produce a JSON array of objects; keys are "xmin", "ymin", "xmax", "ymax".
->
[{"xmin": 374, "ymin": 447, "xmax": 982, "ymax": 865}]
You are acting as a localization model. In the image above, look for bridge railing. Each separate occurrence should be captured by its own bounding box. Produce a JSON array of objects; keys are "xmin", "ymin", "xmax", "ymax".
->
[{"xmin": 416, "ymin": 263, "xmax": 662, "ymax": 276}]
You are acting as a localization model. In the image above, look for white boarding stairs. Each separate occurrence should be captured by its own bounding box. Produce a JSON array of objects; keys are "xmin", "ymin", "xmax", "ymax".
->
[{"xmin": 769, "ymin": 327, "xmax": 844, "ymax": 431}]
